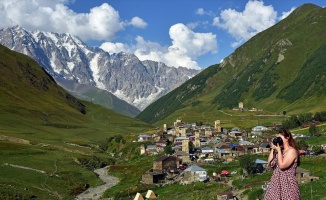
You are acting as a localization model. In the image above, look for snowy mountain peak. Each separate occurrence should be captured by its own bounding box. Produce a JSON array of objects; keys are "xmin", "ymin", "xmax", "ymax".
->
[{"xmin": 0, "ymin": 26, "xmax": 200, "ymax": 110}]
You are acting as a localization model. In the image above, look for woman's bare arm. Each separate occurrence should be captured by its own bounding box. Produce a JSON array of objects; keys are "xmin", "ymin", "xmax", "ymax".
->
[{"xmin": 277, "ymin": 148, "xmax": 297, "ymax": 169}]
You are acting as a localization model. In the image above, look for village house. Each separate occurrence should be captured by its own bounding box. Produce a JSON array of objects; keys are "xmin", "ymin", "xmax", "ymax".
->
[
  {"xmin": 186, "ymin": 132, "xmax": 194, "ymax": 137},
  {"xmin": 153, "ymin": 130, "xmax": 166, "ymax": 142},
  {"xmin": 200, "ymin": 146, "xmax": 214, "ymax": 158},
  {"xmin": 296, "ymin": 167, "xmax": 319, "ymax": 184},
  {"xmin": 216, "ymin": 143, "xmax": 232, "ymax": 159},
  {"xmin": 231, "ymin": 127, "xmax": 241, "ymax": 132},
  {"xmin": 188, "ymin": 135, "xmax": 195, "ymax": 142},
  {"xmin": 167, "ymin": 128, "xmax": 177, "ymax": 136},
  {"xmin": 200, "ymin": 139, "xmax": 209, "ymax": 146},
  {"xmin": 259, "ymin": 143, "xmax": 271, "ymax": 153},
  {"xmin": 156, "ymin": 138, "xmax": 168, "ymax": 147},
  {"xmin": 233, "ymin": 145, "xmax": 245, "ymax": 158},
  {"xmin": 156, "ymin": 144, "xmax": 165, "ymax": 153},
  {"xmin": 255, "ymin": 159, "xmax": 268, "ymax": 173},
  {"xmin": 175, "ymin": 151, "xmax": 190, "ymax": 164},
  {"xmin": 138, "ymin": 134, "xmax": 152, "ymax": 142},
  {"xmin": 142, "ymin": 156, "xmax": 178, "ymax": 184},
  {"xmin": 172, "ymin": 145, "xmax": 182, "ymax": 152},
  {"xmin": 146, "ymin": 144, "xmax": 158, "ymax": 155},
  {"xmin": 152, "ymin": 134, "xmax": 161, "ymax": 142},
  {"xmin": 183, "ymin": 165, "xmax": 207, "ymax": 183},
  {"xmin": 239, "ymin": 140, "xmax": 257, "ymax": 153},
  {"xmin": 141, "ymin": 169, "xmax": 165, "ymax": 184},
  {"xmin": 174, "ymin": 136, "xmax": 188, "ymax": 146},
  {"xmin": 174, "ymin": 119, "xmax": 184, "ymax": 128},
  {"xmin": 228, "ymin": 130, "xmax": 243, "ymax": 138},
  {"xmin": 204, "ymin": 128, "xmax": 213, "ymax": 137},
  {"xmin": 153, "ymin": 156, "xmax": 178, "ymax": 173},
  {"xmin": 301, "ymin": 120, "xmax": 320, "ymax": 128},
  {"xmin": 251, "ymin": 126, "xmax": 269, "ymax": 135},
  {"xmin": 223, "ymin": 134, "xmax": 233, "ymax": 141}
]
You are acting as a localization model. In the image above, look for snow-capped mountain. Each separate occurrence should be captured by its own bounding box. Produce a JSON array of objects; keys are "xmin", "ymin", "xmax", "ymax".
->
[{"xmin": 0, "ymin": 26, "xmax": 200, "ymax": 110}]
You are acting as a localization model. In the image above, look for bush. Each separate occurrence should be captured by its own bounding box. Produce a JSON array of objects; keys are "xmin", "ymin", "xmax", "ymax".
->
[
  {"xmin": 239, "ymin": 154, "xmax": 256, "ymax": 175},
  {"xmin": 78, "ymin": 156, "xmax": 107, "ymax": 171}
]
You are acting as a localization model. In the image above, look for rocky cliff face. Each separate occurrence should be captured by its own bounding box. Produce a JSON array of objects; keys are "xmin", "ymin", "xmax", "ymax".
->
[{"xmin": 0, "ymin": 26, "xmax": 199, "ymax": 110}]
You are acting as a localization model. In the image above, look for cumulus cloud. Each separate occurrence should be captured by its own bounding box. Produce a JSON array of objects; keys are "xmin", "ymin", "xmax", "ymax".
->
[
  {"xmin": 100, "ymin": 23, "xmax": 217, "ymax": 69},
  {"xmin": 213, "ymin": 0, "xmax": 277, "ymax": 47},
  {"xmin": 279, "ymin": 7, "xmax": 296, "ymax": 20},
  {"xmin": 0, "ymin": 0, "xmax": 146, "ymax": 41},
  {"xmin": 130, "ymin": 16, "xmax": 147, "ymax": 28}
]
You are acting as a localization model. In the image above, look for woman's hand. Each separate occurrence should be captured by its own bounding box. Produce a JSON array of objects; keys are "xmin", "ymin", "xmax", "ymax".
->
[
  {"xmin": 270, "ymin": 143, "xmax": 281, "ymax": 153},
  {"xmin": 275, "ymin": 143, "xmax": 281, "ymax": 153}
]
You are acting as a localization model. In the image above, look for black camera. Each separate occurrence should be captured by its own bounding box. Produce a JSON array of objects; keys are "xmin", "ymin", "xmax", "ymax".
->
[{"xmin": 272, "ymin": 137, "xmax": 283, "ymax": 146}]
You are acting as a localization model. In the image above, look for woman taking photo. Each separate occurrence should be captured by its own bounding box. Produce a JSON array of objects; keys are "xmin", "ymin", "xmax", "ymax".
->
[{"xmin": 264, "ymin": 129, "xmax": 300, "ymax": 200}]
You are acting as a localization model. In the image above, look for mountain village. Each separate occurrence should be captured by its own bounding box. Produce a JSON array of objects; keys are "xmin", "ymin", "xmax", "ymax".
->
[
  {"xmin": 1, "ymin": 2, "xmax": 326, "ymax": 199},
  {"xmin": 133, "ymin": 105, "xmax": 324, "ymax": 199}
]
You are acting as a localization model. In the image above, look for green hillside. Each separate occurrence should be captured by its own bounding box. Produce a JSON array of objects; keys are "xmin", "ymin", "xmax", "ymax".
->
[
  {"xmin": 55, "ymin": 77, "xmax": 141, "ymax": 117},
  {"xmin": 137, "ymin": 4, "xmax": 326, "ymax": 125},
  {"xmin": 0, "ymin": 44, "xmax": 153, "ymax": 199}
]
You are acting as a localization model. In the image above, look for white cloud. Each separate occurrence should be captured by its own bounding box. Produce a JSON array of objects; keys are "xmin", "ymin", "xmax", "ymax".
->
[
  {"xmin": 0, "ymin": 0, "xmax": 146, "ymax": 41},
  {"xmin": 169, "ymin": 23, "xmax": 217, "ymax": 58},
  {"xmin": 100, "ymin": 42, "xmax": 130, "ymax": 54},
  {"xmin": 101, "ymin": 23, "xmax": 217, "ymax": 69},
  {"xmin": 130, "ymin": 16, "xmax": 147, "ymax": 28},
  {"xmin": 196, "ymin": 8, "xmax": 205, "ymax": 15},
  {"xmin": 231, "ymin": 41, "xmax": 243, "ymax": 48},
  {"xmin": 279, "ymin": 7, "xmax": 296, "ymax": 20},
  {"xmin": 196, "ymin": 7, "xmax": 215, "ymax": 16},
  {"xmin": 213, "ymin": 0, "xmax": 277, "ymax": 47},
  {"xmin": 187, "ymin": 22, "xmax": 200, "ymax": 29}
]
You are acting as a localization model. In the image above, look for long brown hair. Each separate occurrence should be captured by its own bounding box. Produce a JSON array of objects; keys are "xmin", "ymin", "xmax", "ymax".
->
[{"xmin": 279, "ymin": 129, "xmax": 300, "ymax": 165}]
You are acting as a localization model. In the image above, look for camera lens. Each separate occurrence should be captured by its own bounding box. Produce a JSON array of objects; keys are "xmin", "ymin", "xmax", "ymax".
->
[{"xmin": 272, "ymin": 137, "xmax": 283, "ymax": 146}]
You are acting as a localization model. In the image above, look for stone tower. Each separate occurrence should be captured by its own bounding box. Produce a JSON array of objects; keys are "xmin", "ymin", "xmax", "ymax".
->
[
  {"xmin": 239, "ymin": 102, "xmax": 244, "ymax": 110},
  {"xmin": 215, "ymin": 120, "xmax": 221, "ymax": 133},
  {"xmin": 163, "ymin": 124, "xmax": 167, "ymax": 132},
  {"xmin": 140, "ymin": 144, "xmax": 146, "ymax": 155},
  {"xmin": 182, "ymin": 139, "xmax": 189, "ymax": 152},
  {"xmin": 180, "ymin": 127, "xmax": 186, "ymax": 137},
  {"xmin": 194, "ymin": 131, "xmax": 201, "ymax": 147}
]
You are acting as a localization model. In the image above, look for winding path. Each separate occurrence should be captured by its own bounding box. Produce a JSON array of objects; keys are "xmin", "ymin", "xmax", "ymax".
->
[{"xmin": 76, "ymin": 166, "xmax": 119, "ymax": 200}]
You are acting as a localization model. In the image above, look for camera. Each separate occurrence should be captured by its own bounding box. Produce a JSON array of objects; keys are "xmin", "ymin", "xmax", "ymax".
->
[{"xmin": 272, "ymin": 137, "xmax": 283, "ymax": 146}]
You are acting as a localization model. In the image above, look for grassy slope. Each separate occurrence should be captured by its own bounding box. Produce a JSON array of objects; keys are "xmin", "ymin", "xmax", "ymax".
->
[
  {"xmin": 0, "ymin": 44, "xmax": 154, "ymax": 199},
  {"xmin": 137, "ymin": 4, "xmax": 326, "ymax": 126}
]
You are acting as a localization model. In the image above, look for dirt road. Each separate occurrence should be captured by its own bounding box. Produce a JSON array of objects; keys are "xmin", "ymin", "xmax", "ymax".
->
[{"xmin": 76, "ymin": 166, "xmax": 119, "ymax": 200}]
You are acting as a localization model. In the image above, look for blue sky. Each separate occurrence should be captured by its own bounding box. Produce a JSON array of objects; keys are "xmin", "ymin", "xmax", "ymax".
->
[{"xmin": 0, "ymin": 0, "xmax": 325, "ymax": 69}]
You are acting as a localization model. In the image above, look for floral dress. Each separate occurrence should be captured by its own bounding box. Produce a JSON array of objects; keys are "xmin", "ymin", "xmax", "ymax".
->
[{"xmin": 264, "ymin": 153, "xmax": 300, "ymax": 200}]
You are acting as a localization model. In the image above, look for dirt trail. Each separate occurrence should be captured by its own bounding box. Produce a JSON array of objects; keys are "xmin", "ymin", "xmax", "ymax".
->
[
  {"xmin": 226, "ymin": 179, "xmax": 248, "ymax": 200},
  {"xmin": 76, "ymin": 166, "xmax": 119, "ymax": 200},
  {"xmin": 0, "ymin": 134, "xmax": 30, "ymax": 144}
]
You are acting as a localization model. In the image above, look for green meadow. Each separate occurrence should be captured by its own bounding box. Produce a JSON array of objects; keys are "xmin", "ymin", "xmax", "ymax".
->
[{"xmin": 0, "ymin": 98, "xmax": 154, "ymax": 199}]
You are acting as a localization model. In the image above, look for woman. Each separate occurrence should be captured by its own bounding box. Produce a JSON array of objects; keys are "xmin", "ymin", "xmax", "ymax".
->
[{"xmin": 264, "ymin": 129, "xmax": 300, "ymax": 200}]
